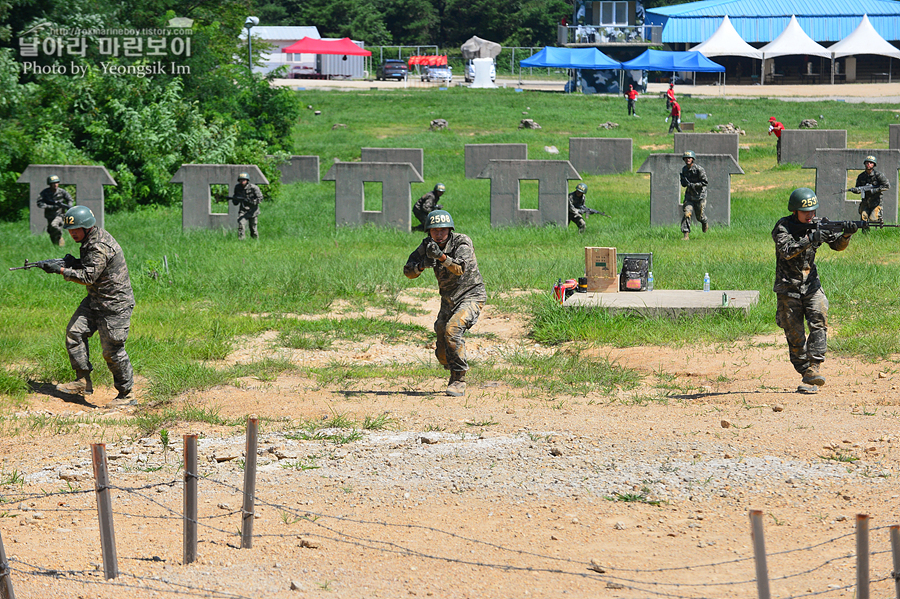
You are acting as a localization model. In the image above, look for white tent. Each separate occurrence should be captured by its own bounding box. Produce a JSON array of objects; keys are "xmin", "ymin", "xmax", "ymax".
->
[
  {"xmin": 759, "ymin": 15, "xmax": 830, "ymax": 85},
  {"xmin": 828, "ymin": 14, "xmax": 900, "ymax": 83},
  {"xmin": 689, "ymin": 15, "xmax": 762, "ymax": 59}
]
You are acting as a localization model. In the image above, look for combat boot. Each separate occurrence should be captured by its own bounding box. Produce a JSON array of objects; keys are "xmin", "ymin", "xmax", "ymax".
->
[
  {"xmin": 57, "ymin": 238, "xmax": 65, "ymax": 247},
  {"xmin": 110, "ymin": 388, "xmax": 136, "ymax": 407},
  {"xmin": 801, "ymin": 363, "xmax": 825, "ymax": 387},
  {"xmin": 682, "ymin": 232, "xmax": 689, "ymax": 241},
  {"xmin": 797, "ymin": 383, "xmax": 818, "ymax": 394},
  {"xmin": 58, "ymin": 370, "xmax": 93, "ymax": 395},
  {"xmin": 447, "ymin": 371, "xmax": 466, "ymax": 397},
  {"xmin": 702, "ymin": 222, "xmax": 709, "ymax": 233}
]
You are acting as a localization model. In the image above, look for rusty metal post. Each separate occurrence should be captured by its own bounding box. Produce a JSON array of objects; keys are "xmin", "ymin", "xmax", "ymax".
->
[
  {"xmin": 857, "ymin": 514, "xmax": 870, "ymax": 599},
  {"xmin": 750, "ymin": 510, "xmax": 771, "ymax": 599},
  {"xmin": 240, "ymin": 416, "xmax": 259, "ymax": 549},
  {"xmin": 183, "ymin": 434, "xmax": 198, "ymax": 565},
  {"xmin": 0, "ymin": 529, "xmax": 15, "ymax": 599},
  {"xmin": 91, "ymin": 443, "xmax": 118, "ymax": 579},
  {"xmin": 890, "ymin": 525, "xmax": 900, "ymax": 599}
]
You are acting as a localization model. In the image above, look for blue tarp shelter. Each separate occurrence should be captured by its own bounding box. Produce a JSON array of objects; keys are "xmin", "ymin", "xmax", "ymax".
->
[
  {"xmin": 520, "ymin": 47, "xmax": 622, "ymax": 69},
  {"xmin": 621, "ymin": 49, "xmax": 725, "ymax": 72}
]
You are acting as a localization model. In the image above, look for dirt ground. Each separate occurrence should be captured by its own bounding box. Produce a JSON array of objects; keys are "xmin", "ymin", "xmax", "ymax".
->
[{"xmin": 3, "ymin": 290, "xmax": 900, "ymax": 599}]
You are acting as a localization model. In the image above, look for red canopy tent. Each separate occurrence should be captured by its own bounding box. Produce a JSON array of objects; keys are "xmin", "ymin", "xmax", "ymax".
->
[
  {"xmin": 408, "ymin": 55, "xmax": 448, "ymax": 66},
  {"xmin": 282, "ymin": 37, "xmax": 371, "ymax": 56}
]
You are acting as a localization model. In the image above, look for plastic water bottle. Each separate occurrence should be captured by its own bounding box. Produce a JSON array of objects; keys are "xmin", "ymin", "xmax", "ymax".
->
[
  {"xmin": 703, "ymin": 272, "xmax": 710, "ymax": 292},
  {"xmin": 647, "ymin": 271, "xmax": 654, "ymax": 292}
]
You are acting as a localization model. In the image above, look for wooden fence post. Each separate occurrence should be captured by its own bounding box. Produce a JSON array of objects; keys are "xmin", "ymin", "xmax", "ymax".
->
[
  {"xmin": 857, "ymin": 514, "xmax": 870, "ymax": 599},
  {"xmin": 91, "ymin": 443, "xmax": 118, "ymax": 580},
  {"xmin": 183, "ymin": 434, "xmax": 198, "ymax": 565},
  {"xmin": 890, "ymin": 525, "xmax": 900, "ymax": 599},
  {"xmin": 241, "ymin": 416, "xmax": 259, "ymax": 549},
  {"xmin": 749, "ymin": 510, "xmax": 771, "ymax": 599},
  {"xmin": 0, "ymin": 529, "xmax": 15, "ymax": 599}
]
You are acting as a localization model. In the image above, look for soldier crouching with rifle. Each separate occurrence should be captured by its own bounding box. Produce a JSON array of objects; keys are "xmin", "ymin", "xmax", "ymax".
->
[
  {"xmin": 404, "ymin": 210, "xmax": 486, "ymax": 397},
  {"xmin": 36, "ymin": 174, "xmax": 73, "ymax": 246},
  {"xmin": 848, "ymin": 155, "xmax": 889, "ymax": 224},
  {"xmin": 772, "ymin": 188, "xmax": 857, "ymax": 394},
  {"xmin": 567, "ymin": 183, "xmax": 608, "ymax": 233}
]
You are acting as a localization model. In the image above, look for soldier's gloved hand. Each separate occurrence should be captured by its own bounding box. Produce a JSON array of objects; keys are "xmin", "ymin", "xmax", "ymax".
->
[
  {"xmin": 420, "ymin": 257, "xmax": 436, "ymax": 270},
  {"xmin": 435, "ymin": 204, "xmax": 443, "ymax": 210},
  {"xmin": 41, "ymin": 259, "xmax": 63, "ymax": 274},
  {"xmin": 808, "ymin": 229, "xmax": 822, "ymax": 247},
  {"xmin": 843, "ymin": 222, "xmax": 858, "ymax": 236},
  {"xmin": 849, "ymin": 187, "xmax": 859, "ymax": 194},
  {"xmin": 63, "ymin": 254, "xmax": 77, "ymax": 267},
  {"xmin": 425, "ymin": 240, "xmax": 445, "ymax": 261}
]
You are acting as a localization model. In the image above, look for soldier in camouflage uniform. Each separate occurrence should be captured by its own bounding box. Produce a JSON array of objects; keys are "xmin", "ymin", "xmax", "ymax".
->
[
  {"xmin": 567, "ymin": 183, "xmax": 589, "ymax": 233},
  {"xmin": 850, "ymin": 155, "xmax": 890, "ymax": 223},
  {"xmin": 232, "ymin": 172, "xmax": 263, "ymax": 240},
  {"xmin": 772, "ymin": 188, "xmax": 857, "ymax": 394},
  {"xmin": 412, "ymin": 183, "xmax": 446, "ymax": 231},
  {"xmin": 36, "ymin": 175, "xmax": 73, "ymax": 246},
  {"xmin": 40, "ymin": 205, "xmax": 136, "ymax": 406},
  {"xmin": 404, "ymin": 209, "xmax": 486, "ymax": 397},
  {"xmin": 679, "ymin": 151, "xmax": 709, "ymax": 241}
]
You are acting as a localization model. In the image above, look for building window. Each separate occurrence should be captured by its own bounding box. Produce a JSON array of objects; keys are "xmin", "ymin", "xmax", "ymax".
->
[{"xmin": 599, "ymin": 1, "xmax": 628, "ymax": 25}]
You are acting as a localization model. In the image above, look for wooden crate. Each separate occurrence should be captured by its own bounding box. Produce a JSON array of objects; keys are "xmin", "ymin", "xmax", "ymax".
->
[
  {"xmin": 585, "ymin": 247, "xmax": 616, "ymax": 278},
  {"xmin": 586, "ymin": 275, "xmax": 619, "ymax": 293}
]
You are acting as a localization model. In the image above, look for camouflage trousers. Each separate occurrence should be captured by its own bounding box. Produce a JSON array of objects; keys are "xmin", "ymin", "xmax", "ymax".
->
[
  {"xmin": 237, "ymin": 206, "xmax": 259, "ymax": 240},
  {"xmin": 47, "ymin": 215, "xmax": 65, "ymax": 245},
  {"xmin": 568, "ymin": 214, "xmax": 586, "ymax": 233},
  {"xmin": 66, "ymin": 297, "xmax": 134, "ymax": 393},
  {"xmin": 858, "ymin": 197, "xmax": 883, "ymax": 222},
  {"xmin": 434, "ymin": 299, "xmax": 484, "ymax": 372},
  {"xmin": 775, "ymin": 290, "xmax": 828, "ymax": 375},
  {"xmin": 681, "ymin": 199, "xmax": 708, "ymax": 233}
]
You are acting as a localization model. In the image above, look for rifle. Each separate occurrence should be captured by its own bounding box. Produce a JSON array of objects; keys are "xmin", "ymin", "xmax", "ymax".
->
[
  {"xmin": 9, "ymin": 258, "xmax": 66, "ymax": 271},
  {"xmin": 844, "ymin": 184, "xmax": 878, "ymax": 196},
  {"xmin": 799, "ymin": 217, "xmax": 900, "ymax": 237},
  {"xmin": 581, "ymin": 207, "xmax": 611, "ymax": 218}
]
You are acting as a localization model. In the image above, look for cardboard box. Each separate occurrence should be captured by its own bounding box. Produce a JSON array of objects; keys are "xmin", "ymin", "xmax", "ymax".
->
[
  {"xmin": 585, "ymin": 247, "xmax": 617, "ymax": 278},
  {"xmin": 586, "ymin": 275, "xmax": 619, "ymax": 293}
]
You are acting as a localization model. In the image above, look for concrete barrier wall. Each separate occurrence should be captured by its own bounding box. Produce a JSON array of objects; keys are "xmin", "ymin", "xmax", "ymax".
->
[
  {"xmin": 323, "ymin": 162, "xmax": 423, "ymax": 231},
  {"xmin": 170, "ymin": 165, "xmax": 269, "ymax": 231},
  {"xmin": 674, "ymin": 133, "xmax": 740, "ymax": 163},
  {"xmin": 465, "ymin": 144, "xmax": 527, "ymax": 179},
  {"xmin": 19, "ymin": 165, "xmax": 117, "ymax": 234},
  {"xmin": 476, "ymin": 159, "xmax": 580, "ymax": 227},
  {"xmin": 780, "ymin": 130, "xmax": 846, "ymax": 165},
  {"xmin": 277, "ymin": 156, "xmax": 320, "ymax": 184},
  {"xmin": 567, "ymin": 138, "xmax": 632, "ymax": 175},
  {"xmin": 802, "ymin": 148, "xmax": 899, "ymax": 222},
  {"xmin": 361, "ymin": 148, "xmax": 424, "ymax": 179},
  {"xmin": 890, "ymin": 124, "xmax": 900, "ymax": 151}
]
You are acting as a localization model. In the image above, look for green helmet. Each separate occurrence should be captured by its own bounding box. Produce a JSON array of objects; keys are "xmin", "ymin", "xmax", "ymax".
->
[
  {"xmin": 788, "ymin": 187, "xmax": 818, "ymax": 212},
  {"xmin": 683, "ymin": 150, "xmax": 695, "ymax": 159},
  {"xmin": 238, "ymin": 172, "xmax": 250, "ymax": 181},
  {"xmin": 63, "ymin": 205, "xmax": 96, "ymax": 229},
  {"xmin": 575, "ymin": 183, "xmax": 587, "ymax": 194},
  {"xmin": 425, "ymin": 209, "xmax": 454, "ymax": 230},
  {"xmin": 434, "ymin": 183, "xmax": 446, "ymax": 193},
  {"xmin": 47, "ymin": 175, "xmax": 60, "ymax": 184},
  {"xmin": 864, "ymin": 155, "xmax": 877, "ymax": 166}
]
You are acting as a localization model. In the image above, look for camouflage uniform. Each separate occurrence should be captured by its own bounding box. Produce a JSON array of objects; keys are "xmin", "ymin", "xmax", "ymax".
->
[
  {"xmin": 232, "ymin": 182, "xmax": 263, "ymax": 239},
  {"xmin": 567, "ymin": 191, "xmax": 587, "ymax": 233},
  {"xmin": 413, "ymin": 191, "xmax": 443, "ymax": 229},
  {"xmin": 62, "ymin": 227, "xmax": 136, "ymax": 395},
  {"xmin": 404, "ymin": 232, "xmax": 487, "ymax": 372},
  {"xmin": 854, "ymin": 169, "xmax": 890, "ymax": 222},
  {"xmin": 36, "ymin": 186, "xmax": 73, "ymax": 245},
  {"xmin": 772, "ymin": 215, "xmax": 850, "ymax": 376},
  {"xmin": 680, "ymin": 162, "xmax": 709, "ymax": 234}
]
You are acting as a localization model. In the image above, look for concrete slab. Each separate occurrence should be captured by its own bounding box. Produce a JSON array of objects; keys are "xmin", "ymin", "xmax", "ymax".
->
[
  {"xmin": 674, "ymin": 133, "xmax": 740, "ymax": 163},
  {"xmin": 802, "ymin": 148, "xmax": 900, "ymax": 222},
  {"xmin": 565, "ymin": 289, "xmax": 759, "ymax": 317},
  {"xmin": 361, "ymin": 148, "xmax": 424, "ymax": 179},
  {"xmin": 169, "ymin": 164, "xmax": 269, "ymax": 231},
  {"xmin": 18, "ymin": 165, "xmax": 116, "ymax": 234},
  {"xmin": 567, "ymin": 138, "xmax": 632, "ymax": 175},
  {"xmin": 323, "ymin": 162, "xmax": 423, "ymax": 231},
  {"xmin": 780, "ymin": 130, "xmax": 846, "ymax": 165},
  {"xmin": 477, "ymin": 159, "xmax": 581, "ymax": 227},
  {"xmin": 276, "ymin": 156, "xmax": 320, "ymax": 184},
  {"xmin": 637, "ymin": 154, "xmax": 744, "ymax": 226},
  {"xmin": 465, "ymin": 144, "xmax": 527, "ymax": 179},
  {"xmin": 890, "ymin": 124, "xmax": 900, "ymax": 151}
]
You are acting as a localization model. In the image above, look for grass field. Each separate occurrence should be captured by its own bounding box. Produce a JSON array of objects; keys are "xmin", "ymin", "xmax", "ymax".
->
[{"xmin": 2, "ymin": 87, "xmax": 899, "ymax": 408}]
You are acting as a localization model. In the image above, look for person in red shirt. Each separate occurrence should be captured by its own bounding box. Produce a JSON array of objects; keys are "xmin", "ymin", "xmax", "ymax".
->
[
  {"xmin": 668, "ymin": 100, "xmax": 682, "ymax": 133},
  {"xmin": 666, "ymin": 82, "xmax": 676, "ymax": 110},
  {"xmin": 768, "ymin": 116, "xmax": 785, "ymax": 163},
  {"xmin": 625, "ymin": 84, "xmax": 639, "ymax": 117}
]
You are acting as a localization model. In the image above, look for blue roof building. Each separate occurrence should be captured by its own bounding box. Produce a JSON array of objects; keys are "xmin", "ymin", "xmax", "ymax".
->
[{"xmin": 645, "ymin": 0, "xmax": 900, "ymax": 44}]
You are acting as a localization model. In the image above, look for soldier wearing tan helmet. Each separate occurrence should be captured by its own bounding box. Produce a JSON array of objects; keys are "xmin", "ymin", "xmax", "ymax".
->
[
  {"xmin": 36, "ymin": 174, "xmax": 74, "ymax": 246},
  {"xmin": 849, "ymin": 155, "xmax": 889, "ymax": 223},
  {"xmin": 679, "ymin": 151, "xmax": 708, "ymax": 240},
  {"xmin": 232, "ymin": 172, "xmax": 263, "ymax": 240}
]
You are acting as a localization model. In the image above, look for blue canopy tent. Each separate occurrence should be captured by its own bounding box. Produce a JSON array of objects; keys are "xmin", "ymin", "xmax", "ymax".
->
[
  {"xmin": 621, "ymin": 49, "xmax": 726, "ymax": 85},
  {"xmin": 520, "ymin": 47, "xmax": 623, "ymax": 94}
]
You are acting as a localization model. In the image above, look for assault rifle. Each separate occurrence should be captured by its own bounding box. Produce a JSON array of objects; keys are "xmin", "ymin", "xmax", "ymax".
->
[
  {"xmin": 580, "ymin": 207, "xmax": 611, "ymax": 218},
  {"xmin": 844, "ymin": 184, "xmax": 878, "ymax": 196},
  {"xmin": 9, "ymin": 254, "xmax": 78, "ymax": 272},
  {"xmin": 798, "ymin": 217, "xmax": 899, "ymax": 238}
]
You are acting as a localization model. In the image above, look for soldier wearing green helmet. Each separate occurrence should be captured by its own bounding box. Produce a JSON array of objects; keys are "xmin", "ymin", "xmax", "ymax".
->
[
  {"xmin": 232, "ymin": 172, "xmax": 263, "ymax": 240},
  {"xmin": 404, "ymin": 209, "xmax": 486, "ymax": 397},
  {"xmin": 36, "ymin": 174, "xmax": 74, "ymax": 246},
  {"xmin": 679, "ymin": 150, "xmax": 709, "ymax": 240},
  {"xmin": 567, "ymin": 182, "xmax": 590, "ymax": 233},
  {"xmin": 42, "ymin": 205, "xmax": 137, "ymax": 407},
  {"xmin": 412, "ymin": 183, "xmax": 446, "ymax": 231},
  {"xmin": 849, "ymin": 155, "xmax": 889, "ymax": 223},
  {"xmin": 772, "ymin": 188, "xmax": 857, "ymax": 394}
]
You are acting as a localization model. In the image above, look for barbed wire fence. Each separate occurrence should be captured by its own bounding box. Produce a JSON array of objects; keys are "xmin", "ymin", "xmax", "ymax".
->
[{"xmin": 1, "ymin": 416, "xmax": 900, "ymax": 599}]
